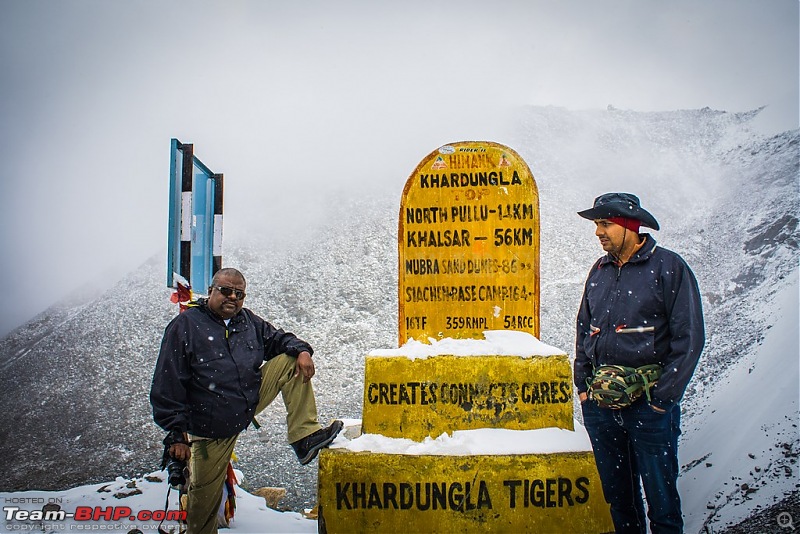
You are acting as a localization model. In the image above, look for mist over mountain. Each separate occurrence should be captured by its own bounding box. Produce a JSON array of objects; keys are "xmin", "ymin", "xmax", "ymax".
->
[{"xmin": 0, "ymin": 106, "xmax": 797, "ymax": 531}]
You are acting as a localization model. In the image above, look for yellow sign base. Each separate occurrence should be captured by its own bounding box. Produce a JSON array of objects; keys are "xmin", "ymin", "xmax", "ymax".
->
[
  {"xmin": 363, "ymin": 354, "xmax": 573, "ymax": 441},
  {"xmin": 318, "ymin": 448, "xmax": 613, "ymax": 533}
]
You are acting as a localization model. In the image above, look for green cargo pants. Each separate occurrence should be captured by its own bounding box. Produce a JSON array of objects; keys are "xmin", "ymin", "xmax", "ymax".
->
[{"xmin": 186, "ymin": 353, "xmax": 321, "ymax": 534}]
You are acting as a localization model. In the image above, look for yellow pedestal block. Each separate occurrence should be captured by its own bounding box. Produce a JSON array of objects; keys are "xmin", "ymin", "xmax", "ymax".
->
[
  {"xmin": 363, "ymin": 354, "xmax": 573, "ymax": 441},
  {"xmin": 318, "ymin": 448, "xmax": 613, "ymax": 533}
]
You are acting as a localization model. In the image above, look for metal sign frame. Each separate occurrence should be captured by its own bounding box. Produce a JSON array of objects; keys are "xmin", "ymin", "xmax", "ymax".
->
[{"xmin": 167, "ymin": 139, "xmax": 223, "ymax": 293}]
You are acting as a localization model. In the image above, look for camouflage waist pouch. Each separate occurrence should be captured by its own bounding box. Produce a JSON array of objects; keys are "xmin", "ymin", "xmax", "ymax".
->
[{"xmin": 587, "ymin": 364, "xmax": 663, "ymax": 409}]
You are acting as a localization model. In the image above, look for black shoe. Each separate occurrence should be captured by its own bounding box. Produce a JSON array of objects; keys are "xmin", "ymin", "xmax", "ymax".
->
[{"xmin": 291, "ymin": 420, "xmax": 344, "ymax": 465}]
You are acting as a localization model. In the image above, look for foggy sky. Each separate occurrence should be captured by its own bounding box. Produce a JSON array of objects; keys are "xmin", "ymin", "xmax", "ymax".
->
[{"xmin": 0, "ymin": 0, "xmax": 797, "ymax": 336}]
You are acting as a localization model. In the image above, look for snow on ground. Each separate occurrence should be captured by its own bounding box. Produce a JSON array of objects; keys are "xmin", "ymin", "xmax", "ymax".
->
[
  {"xmin": 0, "ymin": 470, "xmax": 316, "ymax": 533},
  {"xmin": 680, "ymin": 274, "xmax": 800, "ymax": 533}
]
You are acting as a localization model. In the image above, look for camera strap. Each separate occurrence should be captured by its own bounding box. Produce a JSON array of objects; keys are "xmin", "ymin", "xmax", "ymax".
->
[
  {"xmin": 157, "ymin": 484, "xmax": 186, "ymax": 534},
  {"xmin": 159, "ymin": 430, "xmax": 189, "ymax": 534}
]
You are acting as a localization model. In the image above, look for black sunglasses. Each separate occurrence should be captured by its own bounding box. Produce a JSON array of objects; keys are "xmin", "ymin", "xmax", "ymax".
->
[{"xmin": 212, "ymin": 286, "xmax": 246, "ymax": 300}]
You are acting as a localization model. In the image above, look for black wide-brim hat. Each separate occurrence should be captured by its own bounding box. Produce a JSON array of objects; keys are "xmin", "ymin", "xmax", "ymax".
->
[{"xmin": 577, "ymin": 192, "xmax": 660, "ymax": 230}]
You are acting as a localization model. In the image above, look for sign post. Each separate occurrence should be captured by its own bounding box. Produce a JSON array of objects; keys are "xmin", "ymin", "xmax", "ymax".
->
[
  {"xmin": 318, "ymin": 141, "xmax": 612, "ymax": 533},
  {"xmin": 399, "ymin": 141, "xmax": 539, "ymax": 344},
  {"xmin": 166, "ymin": 139, "xmax": 223, "ymax": 298}
]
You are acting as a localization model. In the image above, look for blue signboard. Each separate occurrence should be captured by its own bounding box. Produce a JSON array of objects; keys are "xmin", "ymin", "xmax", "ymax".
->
[{"xmin": 167, "ymin": 139, "xmax": 223, "ymax": 295}]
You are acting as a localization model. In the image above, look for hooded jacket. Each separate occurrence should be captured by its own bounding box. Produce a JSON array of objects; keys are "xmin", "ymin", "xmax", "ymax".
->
[
  {"xmin": 574, "ymin": 234, "xmax": 705, "ymax": 410},
  {"xmin": 150, "ymin": 300, "xmax": 313, "ymax": 439}
]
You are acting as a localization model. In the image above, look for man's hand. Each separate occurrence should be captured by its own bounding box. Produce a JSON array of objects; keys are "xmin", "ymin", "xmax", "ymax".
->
[
  {"xmin": 169, "ymin": 442, "xmax": 191, "ymax": 461},
  {"xmin": 579, "ymin": 392, "xmax": 588, "ymax": 403},
  {"xmin": 294, "ymin": 351, "xmax": 315, "ymax": 383},
  {"xmin": 164, "ymin": 431, "xmax": 190, "ymax": 462}
]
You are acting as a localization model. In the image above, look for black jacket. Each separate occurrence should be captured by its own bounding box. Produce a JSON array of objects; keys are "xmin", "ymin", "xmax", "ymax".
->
[
  {"xmin": 574, "ymin": 235, "xmax": 705, "ymax": 410},
  {"xmin": 150, "ymin": 300, "xmax": 313, "ymax": 439}
]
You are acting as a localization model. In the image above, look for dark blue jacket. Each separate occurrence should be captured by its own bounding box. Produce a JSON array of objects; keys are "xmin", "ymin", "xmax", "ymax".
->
[
  {"xmin": 150, "ymin": 300, "xmax": 313, "ymax": 439},
  {"xmin": 574, "ymin": 234, "xmax": 705, "ymax": 410}
]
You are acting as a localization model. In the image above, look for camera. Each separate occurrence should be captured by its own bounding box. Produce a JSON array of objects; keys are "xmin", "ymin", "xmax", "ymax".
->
[
  {"xmin": 165, "ymin": 456, "xmax": 187, "ymax": 488},
  {"xmin": 161, "ymin": 430, "xmax": 189, "ymax": 488}
]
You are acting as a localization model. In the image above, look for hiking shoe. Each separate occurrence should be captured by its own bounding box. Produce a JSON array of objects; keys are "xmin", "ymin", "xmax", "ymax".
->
[{"xmin": 291, "ymin": 420, "xmax": 344, "ymax": 465}]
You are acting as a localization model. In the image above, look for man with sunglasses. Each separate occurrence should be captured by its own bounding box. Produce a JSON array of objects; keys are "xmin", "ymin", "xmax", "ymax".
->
[{"xmin": 150, "ymin": 268, "xmax": 342, "ymax": 534}]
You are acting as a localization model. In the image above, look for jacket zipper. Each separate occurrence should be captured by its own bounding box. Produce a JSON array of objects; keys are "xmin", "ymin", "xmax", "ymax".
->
[{"xmin": 615, "ymin": 325, "xmax": 656, "ymax": 334}]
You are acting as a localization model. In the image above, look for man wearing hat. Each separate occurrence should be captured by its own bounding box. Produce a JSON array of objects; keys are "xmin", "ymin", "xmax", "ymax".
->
[{"xmin": 574, "ymin": 193, "xmax": 705, "ymax": 533}]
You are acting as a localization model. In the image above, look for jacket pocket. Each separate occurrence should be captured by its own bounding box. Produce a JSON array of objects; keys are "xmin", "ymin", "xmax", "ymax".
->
[
  {"xmin": 613, "ymin": 325, "xmax": 657, "ymax": 359},
  {"xmin": 582, "ymin": 325, "xmax": 601, "ymax": 367},
  {"xmin": 614, "ymin": 325, "xmax": 655, "ymax": 334},
  {"xmin": 244, "ymin": 340, "xmax": 265, "ymax": 371}
]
